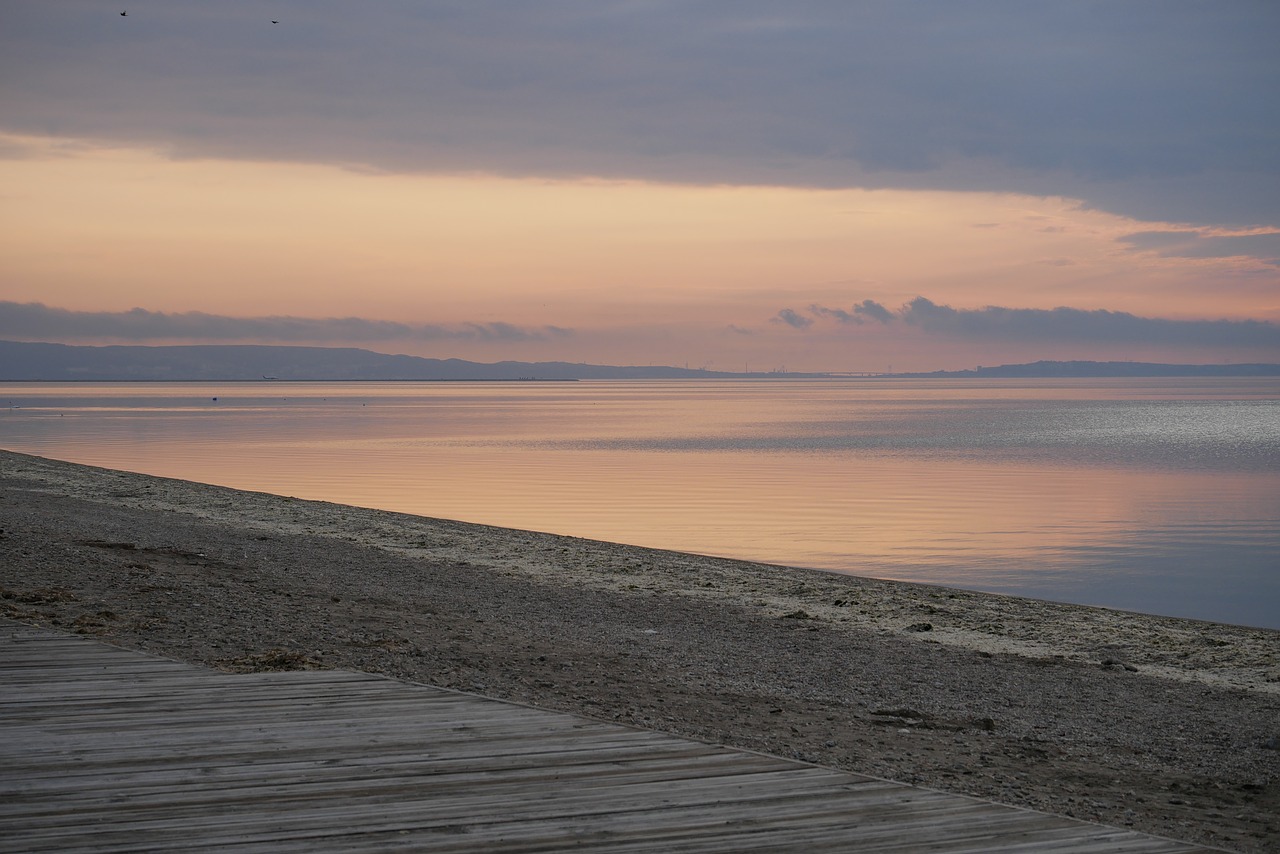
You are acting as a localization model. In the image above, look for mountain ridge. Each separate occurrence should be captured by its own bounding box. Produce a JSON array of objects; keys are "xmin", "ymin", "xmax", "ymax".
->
[{"xmin": 0, "ymin": 341, "xmax": 742, "ymax": 381}]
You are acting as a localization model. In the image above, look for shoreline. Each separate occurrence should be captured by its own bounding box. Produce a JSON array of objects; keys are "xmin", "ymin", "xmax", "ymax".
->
[{"xmin": 2, "ymin": 449, "xmax": 1277, "ymax": 851}]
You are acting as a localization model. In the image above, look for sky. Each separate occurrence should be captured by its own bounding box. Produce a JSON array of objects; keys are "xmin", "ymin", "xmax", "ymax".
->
[{"xmin": 1, "ymin": 1, "xmax": 1278, "ymax": 372}]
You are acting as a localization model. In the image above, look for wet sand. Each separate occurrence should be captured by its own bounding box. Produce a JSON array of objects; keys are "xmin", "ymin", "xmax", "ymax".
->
[{"xmin": 2, "ymin": 449, "xmax": 1277, "ymax": 851}]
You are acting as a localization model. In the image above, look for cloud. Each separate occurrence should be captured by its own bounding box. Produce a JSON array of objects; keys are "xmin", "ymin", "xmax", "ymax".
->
[
  {"xmin": 1, "ymin": 2, "xmax": 1277, "ymax": 225},
  {"xmin": 1119, "ymin": 230, "xmax": 1201, "ymax": 251},
  {"xmin": 787, "ymin": 297, "xmax": 1280, "ymax": 350},
  {"xmin": 808, "ymin": 300, "xmax": 893, "ymax": 325},
  {"xmin": 0, "ymin": 302, "xmax": 568, "ymax": 343},
  {"xmin": 809, "ymin": 304, "xmax": 857, "ymax": 324},
  {"xmin": 853, "ymin": 299, "xmax": 894, "ymax": 324},
  {"xmin": 772, "ymin": 308, "xmax": 812, "ymax": 330},
  {"xmin": 1119, "ymin": 230, "xmax": 1280, "ymax": 265},
  {"xmin": 896, "ymin": 297, "xmax": 1280, "ymax": 349}
]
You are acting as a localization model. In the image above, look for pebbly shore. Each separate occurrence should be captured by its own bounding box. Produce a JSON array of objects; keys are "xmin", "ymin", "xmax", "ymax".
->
[{"xmin": 2, "ymin": 449, "xmax": 1277, "ymax": 852}]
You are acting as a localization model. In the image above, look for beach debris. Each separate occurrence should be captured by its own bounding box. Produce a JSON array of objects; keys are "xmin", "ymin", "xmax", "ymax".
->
[
  {"xmin": 1, "ymin": 586, "xmax": 77, "ymax": 604},
  {"xmin": 779, "ymin": 609, "xmax": 814, "ymax": 620},
  {"xmin": 71, "ymin": 612, "xmax": 117, "ymax": 633},
  {"xmin": 222, "ymin": 649, "xmax": 320, "ymax": 672},
  {"xmin": 871, "ymin": 708, "xmax": 932, "ymax": 728}
]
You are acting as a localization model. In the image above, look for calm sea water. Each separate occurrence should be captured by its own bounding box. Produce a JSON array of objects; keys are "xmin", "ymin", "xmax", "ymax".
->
[{"xmin": 3, "ymin": 379, "xmax": 1277, "ymax": 629}]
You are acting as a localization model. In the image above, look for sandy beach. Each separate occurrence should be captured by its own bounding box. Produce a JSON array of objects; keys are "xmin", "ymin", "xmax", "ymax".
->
[{"xmin": 2, "ymin": 449, "xmax": 1277, "ymax": 852}]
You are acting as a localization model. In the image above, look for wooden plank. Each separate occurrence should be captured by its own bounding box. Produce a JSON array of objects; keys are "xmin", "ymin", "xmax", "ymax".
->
[
  {"xmin": 0, "ymin": 793, "xmax": 1164, "ymax": 854},
  {"xmin": 0, "ymin": 745, "xmax": 821, "ymax": 801},
  {"xmin": 0, "ymin": 621, "xmax": 1217, "ymax": 853},
  {"xmin": 0, "ymin": 750, "xmax": 808, "ymax": 805},
  {"xmin": 2, "ymin": 772, "xmax": 903, "ymax": 833}
]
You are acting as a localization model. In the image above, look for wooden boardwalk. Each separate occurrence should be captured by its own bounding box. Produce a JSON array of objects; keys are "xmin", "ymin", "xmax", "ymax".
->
[{"xmin": 1, "ymin": 622, "xmax": 1216, "ymax": 853}]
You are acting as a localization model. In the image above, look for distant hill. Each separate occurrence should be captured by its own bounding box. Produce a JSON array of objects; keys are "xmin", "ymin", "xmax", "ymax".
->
[
  {"xmin": 0, "ymin": 340, "xmax": 743, "ymax": 381},
  {"xmin": 900, "ymin": 360, "xmax": 1280, "ymax": 378},
  {"xmin": 0, "ymin": 341, "xmax": 1276, "ymax": 381}
]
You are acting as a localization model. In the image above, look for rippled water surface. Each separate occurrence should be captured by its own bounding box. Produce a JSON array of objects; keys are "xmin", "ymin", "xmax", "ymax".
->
[{"xmin": 3, "ymin": 378, "xmax": 1277, "ymax": 628}]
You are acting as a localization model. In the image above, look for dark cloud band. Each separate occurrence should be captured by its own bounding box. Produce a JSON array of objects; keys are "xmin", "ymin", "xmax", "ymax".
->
[
  {"xmin": 797, "ymin": 297, "xmax": 1280, "ymax": 350},
  {"xmin": 2, "ymin": 2, "xmax": 1277, "ymax": 226}
]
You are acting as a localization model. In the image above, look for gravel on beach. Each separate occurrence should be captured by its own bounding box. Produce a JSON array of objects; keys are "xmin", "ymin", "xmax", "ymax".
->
[{"xmin": 2, "ymin": 450, "xmax": 1278, "ymax": 852}]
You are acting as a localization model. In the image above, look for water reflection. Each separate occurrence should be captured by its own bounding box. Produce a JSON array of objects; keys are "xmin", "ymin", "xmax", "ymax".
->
[{"xmin": 3, "ymin": 379, "xmax": 1277, "ymax": 628}]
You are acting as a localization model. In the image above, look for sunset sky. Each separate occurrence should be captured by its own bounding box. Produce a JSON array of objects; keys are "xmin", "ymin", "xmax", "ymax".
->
[{"xmin": 2, "ymin": 1, "xmax": 1278, "ymax": 371}]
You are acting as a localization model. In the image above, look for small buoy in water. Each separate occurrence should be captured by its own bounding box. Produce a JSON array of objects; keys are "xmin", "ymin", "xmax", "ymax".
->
[{"xmin": 212, "ymin": 397, "xmax": 218, "ymax": 401}]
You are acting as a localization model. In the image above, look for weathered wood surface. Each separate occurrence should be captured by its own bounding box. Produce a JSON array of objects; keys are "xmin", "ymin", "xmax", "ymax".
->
[{"xmin": 0, "ymin": 621, "xmax": 1218, "ymax": 852}]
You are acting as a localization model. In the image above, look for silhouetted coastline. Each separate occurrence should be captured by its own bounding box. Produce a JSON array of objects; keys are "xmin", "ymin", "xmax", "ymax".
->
[{"xmin": 2, "ymin": 340, "xmax": 1277, "ymax": 381}]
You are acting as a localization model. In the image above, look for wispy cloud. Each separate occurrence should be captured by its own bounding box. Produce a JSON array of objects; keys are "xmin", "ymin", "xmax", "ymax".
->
[
  {"xmin": 792, "ymin": 297, "xmax": 1280, "ymax": 349},
  {"xmin": 1119, "ymin": 230, "xmax": 1280, "ymax": 265},
  {"xmin": 0, "ymin": 302, "xmax": 570, "ymax": 343}
]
